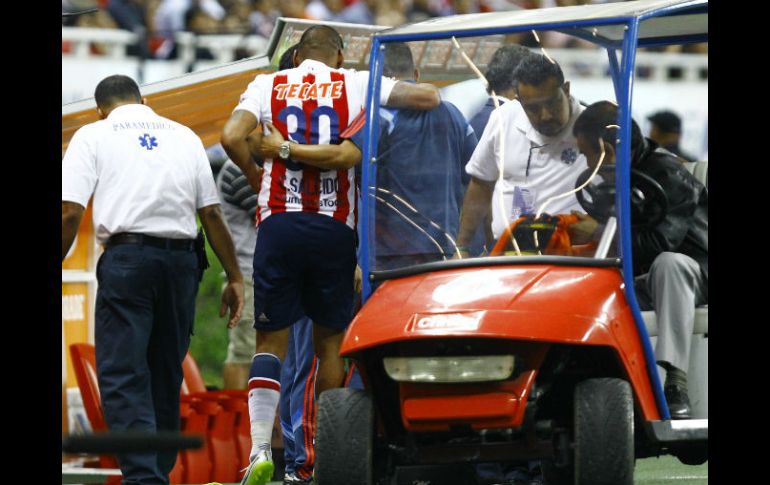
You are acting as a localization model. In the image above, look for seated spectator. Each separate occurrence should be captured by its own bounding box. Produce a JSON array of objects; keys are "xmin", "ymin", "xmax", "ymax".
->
[
  {"xmin": 154, "ymin": 0, "xmax": 225, "ymax": 58},
  {"xmin": 221, "ymin": 0, "xmax": 252, "ymax": 34},
  {"xmin": 306, "ymin": 0, "xmax": 344, "ymax": 20},
  {"xmin": 374, "ymin": 0, "xmax": 406, "ymax": 26},
  {"xmin": 336, "ymin": 0, "xmax": 376, "ymax": 25},
  {"xmin": 570, "ymin": 101, "xmax": 708, "ymax": 420},
  {"xmin": 647, "ymin": 110, "xmax": 698, "ymax": 163},
  {"xmin": 249, "ymin": 0, "xmax": 279, "ymax": 38}
]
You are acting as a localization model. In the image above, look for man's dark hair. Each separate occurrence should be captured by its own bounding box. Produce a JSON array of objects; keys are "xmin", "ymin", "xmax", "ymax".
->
[
  {"xmin": 382, "ymin": 42, "xmax": 415, "ymax": 79},
  {"xmin": 94, "ymin": 75, "xmax": 142, "ymax": 110},
  {"xmin": 485, "ymin": 44, "xmax": 531, "ymax": 95},
  {"xmin": 297, "ymin": 25, "xmax": 344, "ymax": 58},
  {"xmin": 647, "ymin": 110, "xmax": 682, "ymax": 134},
  {"xmin": 513, "ymin": 53, "xmax": 565, "ymax": 89},
  {"xmin": 573, "ymin": 100, "xmax": 643, "ymax": 153},
  {"xmin": 278, "ymin": 43, "xmax": 299, "ymax": 70}
]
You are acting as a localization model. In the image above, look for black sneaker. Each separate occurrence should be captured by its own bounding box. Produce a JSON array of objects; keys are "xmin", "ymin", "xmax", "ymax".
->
[{"xmin": 664, "ymin": 384, "xmax": 692, "ymax": 419}]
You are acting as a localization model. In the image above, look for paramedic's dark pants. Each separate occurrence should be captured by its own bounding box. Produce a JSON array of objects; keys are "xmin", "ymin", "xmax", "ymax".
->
[{"xmin": 94, "ymin": 243, "xmax": 198, "ymax": 485}]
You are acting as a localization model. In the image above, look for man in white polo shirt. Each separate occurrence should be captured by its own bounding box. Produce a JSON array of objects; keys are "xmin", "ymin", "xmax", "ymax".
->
[
  {"xmin": 456, "ymin": 54, "xmax": 587, "ymax": 254},
  {"xmin": 61, "ymin": 75, "xmax": 244, "ymax": 485}
]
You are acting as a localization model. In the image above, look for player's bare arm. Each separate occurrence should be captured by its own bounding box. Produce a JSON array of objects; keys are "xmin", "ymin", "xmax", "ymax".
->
[
  {"xmin": 386, "ymin": 81, "xmax": 441, "ymax": 110},
  {"xmin": 255, "ymin": 122, "xmax": 362, "ymax": 170},
  {"xmin": 197, "ymin": 204, "xmax": 245, "ymax": 328},
  {"xmin": 222, "ymin": 109, "xmax": 262, "ymax": 192},
  {"xmin": 62, "ymin": 201, "xmax": 85, "ymax": 261}
]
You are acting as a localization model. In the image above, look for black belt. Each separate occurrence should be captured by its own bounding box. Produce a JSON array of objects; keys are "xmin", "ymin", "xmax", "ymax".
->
[{"xmin": 106, "ymin": 233, "xmax": 195, "ymax": 251}]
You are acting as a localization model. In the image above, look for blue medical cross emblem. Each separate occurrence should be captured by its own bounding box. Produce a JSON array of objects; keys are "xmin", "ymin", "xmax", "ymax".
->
[
  {"xmin": 561, "ymin": 148, "xmax": 578, "ymax": 165},
  {"xmin": 139, "ymin": 133, "xmax": 158, "ymax": 150}
]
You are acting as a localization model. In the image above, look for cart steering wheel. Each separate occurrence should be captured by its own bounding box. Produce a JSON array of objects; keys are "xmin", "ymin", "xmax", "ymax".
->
[{"xmin": 575, "ymin": 167, "xmax": 669, "ymax": 228}]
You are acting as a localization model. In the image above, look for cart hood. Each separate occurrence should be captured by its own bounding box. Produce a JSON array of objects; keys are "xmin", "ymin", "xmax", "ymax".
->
[{"xmin": 342, "ymin": 265, "xmax": 628, "ymax": 354}]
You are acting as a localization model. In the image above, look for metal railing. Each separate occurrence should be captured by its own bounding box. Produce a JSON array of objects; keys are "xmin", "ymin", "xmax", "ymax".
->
[
  {"xmin": 62, "ymin": 27, "xmax": 706, "ymax": 82},
  {"xmin": 62, "ymin": 27, "xmax": 269, "ymax": 65}
]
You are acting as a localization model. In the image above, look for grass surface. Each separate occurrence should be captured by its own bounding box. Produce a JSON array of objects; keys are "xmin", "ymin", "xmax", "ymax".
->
[
  {"xmin": 635, "ymin": 454, "xmax": 708, "ymax": 484},
  {"xmin": 199, "ymin": 455, "xmax": 708, "ymax": 485},
  {"xmin": 189, "ymin": 235, "xmax": 229, "ymax": 390}
]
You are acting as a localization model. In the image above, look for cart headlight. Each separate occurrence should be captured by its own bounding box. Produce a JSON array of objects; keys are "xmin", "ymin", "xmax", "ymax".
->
[{"xmin": 383, "ymin": 355, "xmax": 515, "ymax": 383}]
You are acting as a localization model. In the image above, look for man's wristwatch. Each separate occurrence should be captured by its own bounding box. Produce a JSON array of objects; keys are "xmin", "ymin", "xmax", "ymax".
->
[{"xmin": 278, "ymin": 141, "xmax": 292, "ymax": 160}]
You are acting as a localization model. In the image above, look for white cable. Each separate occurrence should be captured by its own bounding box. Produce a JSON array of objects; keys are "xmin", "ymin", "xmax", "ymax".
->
[
  {"xmin": 372, "ymin": 194, "xmax": 448, "ymax": 260},
  {"xmin": 532, "ymin": 126, "xmax": 617, "ymax": 251},
  {"xmin": 370, "ymin": 186, "xmax": 461, "ymax": 256},
  {"xmin": 535, "ymin": 125, "xmax": 617, "ymax": 219},
  {"xmin": 531, "ymin": 30, "xmax": 556, "ymax": 65}
]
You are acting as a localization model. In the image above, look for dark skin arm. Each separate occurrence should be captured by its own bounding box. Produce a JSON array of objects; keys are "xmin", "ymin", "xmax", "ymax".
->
[
  {"xmin": 386, "ymin": 81, "xmax": 441, "ymax": 110},
  {"xmin": 221, "ymin": 110, "xmax": 264, "ymax": 193},
  {"xmin": 456, "ymin": 176, "xmax": 495, "ymax": 257},
  {"xmin": 197, "ymin": 204, "xmax": 245, "ymax": 328},
  {"xmin": 568, "ymin": 211, "xmax": 600, "ymax": 245},
  {"xmin": 250, "ymin": 122, "xmax": 363, "ymax": 170},
  {"xmin": 62, "ymin": 201, "xmax": 85, "ymax": 261}
]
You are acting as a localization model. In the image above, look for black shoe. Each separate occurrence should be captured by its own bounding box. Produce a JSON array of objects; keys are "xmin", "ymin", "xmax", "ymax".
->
[{"xmin": 664, "ymin": 384, "xmax": 692, "ymax": 419}]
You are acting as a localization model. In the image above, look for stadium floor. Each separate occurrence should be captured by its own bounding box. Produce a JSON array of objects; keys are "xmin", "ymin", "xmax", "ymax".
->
[{"xmin": 238, "ymin": 455, "xmax": 708, "ymax": 485}]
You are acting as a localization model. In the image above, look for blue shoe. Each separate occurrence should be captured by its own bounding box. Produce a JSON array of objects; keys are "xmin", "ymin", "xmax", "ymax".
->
[{"xmin": 240, "ymin": 449, "xmax": 274, "ymax": 485}]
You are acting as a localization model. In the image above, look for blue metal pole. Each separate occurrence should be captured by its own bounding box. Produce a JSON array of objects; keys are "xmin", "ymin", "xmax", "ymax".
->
[
  {"xmin": 616, "ymin": 18, "xmax": 671, "ymax": 420},
  {"xmin": 607, "ymin": 48, "xmax": 622, "ymax": 102},
  {"xmin": 360, "ymin": 38, "xmax": 384, "ymax": 303}
]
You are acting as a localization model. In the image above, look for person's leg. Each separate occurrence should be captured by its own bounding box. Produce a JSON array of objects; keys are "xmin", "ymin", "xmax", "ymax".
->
[
  {"xmin": 300, "ymin": 215, "xmax": 356, "ymax": 397},
  {"xmin": 224, "ymin": 280, "xmax": 256, "ymax": 389},
  {"xmin": 289, "ymin": 317, "xmax": 318, "ymax": 482},
  {"xmin": 648, "ymin": 252, "xmax": 706, "ymax": 373},
  {"xmin": 344, "ymin": 363, "xmax": 364, "ymax": 390},
  {"xmin": 248, "ymin": 328, "xmax": 290, "ymax": 456},
  {"xmin": 245, "ymin": 213, "xmax": 305, "ymax": 484},
  {"xmin": 95, "ymin": 246, "xmax": 165, "ymax": 485},
  {"xmin": 280, "ymin": 325, "xmax": 298, "ymax": 478},
  {"xmin": 148, "ymin": 247, "xmax": 198, "ymax": 477},
  {"xmin": 645, "ymin": 252, "xmax": 707, "ymax": 418},
  {"xmin": 312, "ymin": 325, "xmax": 346, "ymax": 397}
]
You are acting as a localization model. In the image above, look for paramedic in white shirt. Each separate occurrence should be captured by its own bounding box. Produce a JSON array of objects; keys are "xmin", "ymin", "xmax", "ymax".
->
[
  {"xmin": 61, "ymin": 74, "xmax": 244, "ymax": 485},
  {"xmin": 456, "ymin": 54, "xmax": 588, "ymax": 255}
]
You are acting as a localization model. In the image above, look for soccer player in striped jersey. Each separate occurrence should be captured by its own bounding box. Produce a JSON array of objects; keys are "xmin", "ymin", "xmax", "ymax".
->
[{"xmin": 221, "ymin": 25, "xmax": 441, "ymax": 485}]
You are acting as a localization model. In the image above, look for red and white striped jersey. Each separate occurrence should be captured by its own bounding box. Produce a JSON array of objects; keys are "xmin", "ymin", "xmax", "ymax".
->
[{"xmin": 234, "ymin": 59, "xmax": 397, "ymax": 229}]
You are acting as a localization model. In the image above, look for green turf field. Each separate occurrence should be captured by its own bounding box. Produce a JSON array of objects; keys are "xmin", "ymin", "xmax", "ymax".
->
[
  {"xmin": 635, "ymin": 455, "xmax": 708, "ymax": 484},
  {"xmin": 239, "ymin": 455, "xmax": 708, "ymax": 485}
]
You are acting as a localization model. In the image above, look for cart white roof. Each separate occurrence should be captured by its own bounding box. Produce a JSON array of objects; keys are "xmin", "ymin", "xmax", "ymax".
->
[{"xmin": 376, "ymin": 0, "xmax": 707, "ymax": 46}]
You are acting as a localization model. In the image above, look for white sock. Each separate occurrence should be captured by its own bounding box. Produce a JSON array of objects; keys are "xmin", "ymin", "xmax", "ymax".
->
[{"xmin": 247, "ymin": 385, "xmax": 280, "ymax": 461}]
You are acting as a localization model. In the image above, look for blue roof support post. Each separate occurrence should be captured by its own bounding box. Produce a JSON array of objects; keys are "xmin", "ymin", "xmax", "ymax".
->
[
  {"xmin": 360, "ymin": 38, "xmax": 385, "ymax": 303},
  {"xmin": 616, "ymin": 18, "xmax": 671, "ymax": 420},
  {"xmin": 606, "ymin": 48, "xmax": 622, "ymax": 102}
]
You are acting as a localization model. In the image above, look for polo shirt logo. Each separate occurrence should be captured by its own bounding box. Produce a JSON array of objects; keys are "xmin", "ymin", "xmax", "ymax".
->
[
  {"xmin": 561, "ymin": 147, "xmax": 577, "ymax": 165},
  {"xmin": 139, "ymin": 133, "xmax": 158, "ymax": 151}
]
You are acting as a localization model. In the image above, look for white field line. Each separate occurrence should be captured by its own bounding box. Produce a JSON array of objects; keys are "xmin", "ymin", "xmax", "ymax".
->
[{"xmin": 637, "ymin": 476, "xmax": 708, "ymax": 481}]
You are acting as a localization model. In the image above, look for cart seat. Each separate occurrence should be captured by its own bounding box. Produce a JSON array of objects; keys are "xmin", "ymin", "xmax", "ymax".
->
[
  {"xmin": 641, "ymin": 306, "xmax": 708, "ymax": 337},
  {"xmin": 684, "ymin": 160, "xmax": 708, "ymax": 189}
]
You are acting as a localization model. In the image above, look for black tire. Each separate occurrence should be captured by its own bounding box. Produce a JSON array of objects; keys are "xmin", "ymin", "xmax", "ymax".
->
[
  {"xmin": 315, "ymin": 388, "xmax": 374, "ymax": 485},
  {"xmin": 574, "ymin": 378, "xmax": 634, "ymax": 485},
  {"xmin": 673, "ymin": 443, "xmax": 708, "ymax": 465}
]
